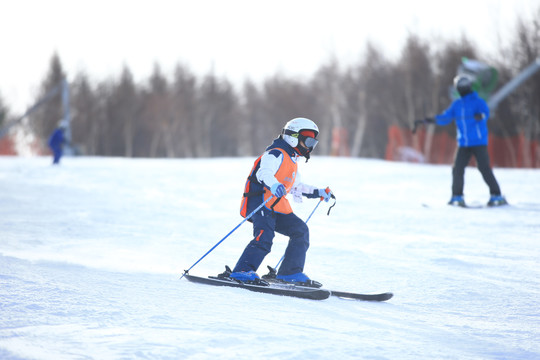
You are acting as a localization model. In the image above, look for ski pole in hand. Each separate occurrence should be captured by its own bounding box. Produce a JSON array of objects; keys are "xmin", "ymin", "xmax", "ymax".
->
[
  {"xmin": 324, "ymin": 187, "xmax": 337, "ymax": 216},
  {"xmin": 412, "ymin": 118, "xmax": 435, "ymax": 134},
  {"xmin": 305, "ymin": 198, "xmax": 323, "ymax": 224},
  {"xmin": 412, "ymin": 119, "xmax": 424, "ymax": 134},
  {"xmin": 180, "ymin": 197, "xmax": 271, "ymax": 279}
]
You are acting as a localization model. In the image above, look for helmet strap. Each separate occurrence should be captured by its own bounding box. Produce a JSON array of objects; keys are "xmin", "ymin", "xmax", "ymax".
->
[{"xmin": 295, "ymin": 144, "xmax": 311, "ymax": 161}]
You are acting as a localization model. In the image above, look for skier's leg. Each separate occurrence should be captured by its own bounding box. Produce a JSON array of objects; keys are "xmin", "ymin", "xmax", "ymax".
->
[
  {"xmin": 232, "ymin": 210, "xmax": 276, "ymax": 273},
  {"xmin": 274, "ymin": 213, "xmax": 309, "ymax": 276},
  {"xmin": 53, "ymin": 149, "xmax": 62, "ymax": 164},
  {"xmin": 473, "ymin": 146, "xmax": 502, "ymax": 195},
  {"xmin": 452, "ymin": 147, "xmax": 473, "ymax": 196}
]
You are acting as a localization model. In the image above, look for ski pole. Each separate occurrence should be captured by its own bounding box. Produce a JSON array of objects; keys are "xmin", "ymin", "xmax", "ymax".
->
[
  {"xmin": 273, "ymin": 188, "xmax": 336, "ymax": 270},
  {"xmin": 273, "ymin": 198, "xmax": 323, "ymax": 270},
  {"xmin": 305, "ymin": 198, "xmax": 323, "ymax": 224},
  {"xmin": 180, "ymin": 197, "xmax": 271, "ymax": 279}
]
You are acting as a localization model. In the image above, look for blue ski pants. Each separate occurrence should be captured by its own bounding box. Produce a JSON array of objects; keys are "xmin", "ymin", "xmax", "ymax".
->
[
  {"xmin": 52, "ymin": 147, "xmax": 63, "ymax": 164},
  {"xmin": 232, "ymin": 208, "xmax": 309, "ymax": 276}
]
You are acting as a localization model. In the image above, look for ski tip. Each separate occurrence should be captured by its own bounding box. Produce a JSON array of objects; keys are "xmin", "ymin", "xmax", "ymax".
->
[
  {"xmin": 366, "ymin": 292, "xmax": 393, "ymax": 301},
  {"xmin": 330, "ymin": 291, "xmax": 394, "ymax": 302}
]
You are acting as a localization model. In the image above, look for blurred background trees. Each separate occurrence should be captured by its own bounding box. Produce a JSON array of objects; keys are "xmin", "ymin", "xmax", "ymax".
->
[{"xmin": 1, "ymin": 6, "xmax": 539, "ymax": 166}]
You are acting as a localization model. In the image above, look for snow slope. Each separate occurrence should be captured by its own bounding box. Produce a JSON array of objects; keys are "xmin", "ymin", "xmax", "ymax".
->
[{"xmin": 1, "ymin": 156, "xmax": 539, "ymax": 360}]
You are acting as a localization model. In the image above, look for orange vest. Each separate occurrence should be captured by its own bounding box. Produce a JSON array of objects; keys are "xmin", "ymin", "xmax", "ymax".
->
[{"xmin": 240, "ymin": 148, "xmax": 297, "ymax": 217}]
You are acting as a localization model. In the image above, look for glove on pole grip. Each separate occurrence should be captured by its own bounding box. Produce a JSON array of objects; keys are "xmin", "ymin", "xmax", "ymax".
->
[{"xmin": 320, "ymin": 187, "xmax": 331, "ymax": 201}]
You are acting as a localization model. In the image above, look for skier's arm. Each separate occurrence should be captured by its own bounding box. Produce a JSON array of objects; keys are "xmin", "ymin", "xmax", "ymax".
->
[
  {"xmin": 257, "ymin": 150, "xmax": 331, "ymax": 201},
  {"xmin": 434, "ymin": 102, "xmax": 457, "ymax": 126},
  {"xmin": 290, "ymin": 175, "xmax": 332, "ymax": 202},
  {"xmin": 256, "ymin": 150, "xmax": 288, "ymax": 197},
  {"xmin": 256, "ymin": 150, "xmax": 282, "ymax": 190},
  {"xmin": 474, "ymin": 99, "xmax": 490, "ymax": 121},
  {"xmin": 291, "ymin": 176, "xmax": 317, "ymax": 198}
]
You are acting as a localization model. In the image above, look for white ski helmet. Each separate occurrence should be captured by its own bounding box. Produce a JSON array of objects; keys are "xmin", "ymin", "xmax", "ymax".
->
[
  {"xmin": 282, "ymin": 118, "xmax": 319, "ymax": 147},
  {"xmin": 281, "ymin": 117, "xmax": 319, "ymax": 159}
]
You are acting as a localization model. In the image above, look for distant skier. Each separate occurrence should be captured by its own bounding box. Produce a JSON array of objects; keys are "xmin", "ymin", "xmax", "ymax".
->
[
  {"xmin": 417, "ymin": 75, "xmax": 506, "ymax": 207},
  {"xmin": 48, "ymin": 125, "xmax": 66, "ymax": 165},
  {"xmin": 230, "ymin": 117, "xmax": 333, "ymax": 285}
]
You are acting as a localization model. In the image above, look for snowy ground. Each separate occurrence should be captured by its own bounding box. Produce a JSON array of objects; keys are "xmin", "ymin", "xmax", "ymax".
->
[{"xmin": 1, "ymin": 155, "xmax": 539, "ymax": 360}]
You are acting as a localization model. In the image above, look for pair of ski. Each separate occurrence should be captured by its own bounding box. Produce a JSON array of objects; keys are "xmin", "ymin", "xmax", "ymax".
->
[
  {"xmin": 422, "ymin": 201, "xmax": 509, "ymax": 209},
  {"xmin": 184, "ymin": 266, "xmax": 393, "ymax": 302}
]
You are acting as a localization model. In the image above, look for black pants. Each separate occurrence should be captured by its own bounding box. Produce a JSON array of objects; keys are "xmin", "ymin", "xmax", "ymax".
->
[{"xmin": 452, "ymin": 145, "xmax": 501, "ymax": 196}]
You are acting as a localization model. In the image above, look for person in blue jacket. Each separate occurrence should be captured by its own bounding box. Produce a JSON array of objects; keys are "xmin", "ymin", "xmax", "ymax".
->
[
  {"xmin": 48, "ymin": 125, "xmax": 66, "ymax": 164},
  {"xmin": 422, "ymin": 75, "xmax": 506, "ymax": 207}
]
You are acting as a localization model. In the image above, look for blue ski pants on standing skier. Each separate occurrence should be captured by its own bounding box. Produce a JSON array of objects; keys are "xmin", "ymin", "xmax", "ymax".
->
[{"xmin": 232, "ymin": 209, "xmax": 309, "ymax": 276}]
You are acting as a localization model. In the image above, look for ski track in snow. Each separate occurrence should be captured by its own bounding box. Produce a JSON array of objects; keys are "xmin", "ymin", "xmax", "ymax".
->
[{"xmin": 0, "ymin": 156, "xmax": 539, "ymax": 360}]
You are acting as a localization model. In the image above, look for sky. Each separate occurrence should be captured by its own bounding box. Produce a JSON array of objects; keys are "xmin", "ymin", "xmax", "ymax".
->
[
  {"xmin": 1, "ymin": 0, "xmax": 538, "ymax": 113},
  {"xmin": 1, "ymin": 156, "xmax": 539, "ymax": 359}
]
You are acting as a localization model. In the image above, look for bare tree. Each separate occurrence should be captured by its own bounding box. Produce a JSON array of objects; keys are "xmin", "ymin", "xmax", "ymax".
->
[
  {"xmin": 0, "ymin": 93, "xmax": 8, "ymax": 128},
  {"xmin": 196, "ymin": 72, "xmax": 237, "ymax": 157},
  {"xmin": 260, "ymin": 75, "xmax": 319, "ymax": 150},
  {"xmin": 15, "ymin": 14, "xmax": 538, "ymax": 165},
  {"xmin": 111, "ymin": 66, "xmax": 140, "ymax": 157},
  {"xmin": 490, "ymin": 6, "xmax": 540, "ymax": 166},
  {"xmin": 71, "ymin": 72, "xmax": 100, "ymax": 155},
  {"xmin": 353, "ymin": 42, "xmax": 400, "ymax": 158},
  {"xmin": 140, "ymin": 64, "xmax": 173, "ymax": 157},
  {"xmin": 239, "ymin": 80, "xmax": 262, "ymax": 156},
  {"xmin": 310, "ymin": 58, "xmax": 346, "ymax": 155},
  {"xmin": 171, "ymin": 63, "xmax": 197, "ymax": 157},
  {"xmin": 30, "ymin": 53, "xmax": 66, "ymax": 144}
]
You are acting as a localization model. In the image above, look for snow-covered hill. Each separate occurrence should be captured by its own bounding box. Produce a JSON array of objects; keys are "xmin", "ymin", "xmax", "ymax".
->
[{"xmin": 1, "ymin": 156, "xmax": 539, "ymax": 359}]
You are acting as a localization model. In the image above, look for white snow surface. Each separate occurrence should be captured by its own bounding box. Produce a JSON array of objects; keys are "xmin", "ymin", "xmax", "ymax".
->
[{"xmin": 1, "ymin": 155, "xmax": 539, "ymax": 360}]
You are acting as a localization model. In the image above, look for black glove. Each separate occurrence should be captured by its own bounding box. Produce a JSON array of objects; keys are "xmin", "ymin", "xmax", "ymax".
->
[
  {"xmin": 474, "ymin": 113, "xmax": 484, "ymax": 121},
  {"xmin": 424, "ymin": 117, "xmax": 436, "ymax": 124}
]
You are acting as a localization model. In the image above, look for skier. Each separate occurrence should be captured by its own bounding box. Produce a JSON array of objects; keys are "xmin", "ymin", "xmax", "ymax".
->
[
  {"xmin": 417, "ymin": 75, "xmax": 506, "ymax": 207},
  {"xmin": 48, "ymin": 125, "xmax": 67, "ymax": 165},
  {"xmin": 230, "ymin": 117, "xmax": 333, "ymax": 285}
]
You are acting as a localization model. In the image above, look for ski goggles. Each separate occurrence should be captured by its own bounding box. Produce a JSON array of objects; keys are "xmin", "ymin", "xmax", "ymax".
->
[
  {"xmin": 283, "ymin": 129, "xmax": 319, "ymax": 149},
  {"xmin": 298, "ymin": 133, "xmax": 318, "ymax": 149}
]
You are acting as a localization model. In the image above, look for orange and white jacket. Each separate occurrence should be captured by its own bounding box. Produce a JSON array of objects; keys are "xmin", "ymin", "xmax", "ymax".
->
[{"xmin": 240, "ymin": 137, "xmax": 317, "ymax": 218}]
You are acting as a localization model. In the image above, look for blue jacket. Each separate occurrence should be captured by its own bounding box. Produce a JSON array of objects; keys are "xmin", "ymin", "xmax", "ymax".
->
[
  {"xmin": 48, "ymin": 128, "xmax": 65, "ymax": 150},
  {"xmin": 435, "ymin": 92, "xmax": 490, "ymax": 147}
]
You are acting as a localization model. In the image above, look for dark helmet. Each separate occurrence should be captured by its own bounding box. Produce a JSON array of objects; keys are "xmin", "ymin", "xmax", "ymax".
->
[{"xmin": 453, "ymin": 75, "xmax": 473, "ymax": 97}]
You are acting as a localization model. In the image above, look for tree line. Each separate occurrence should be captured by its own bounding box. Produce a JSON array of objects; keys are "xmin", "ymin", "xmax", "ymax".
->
[{"xmin": 1, "ymin": 8, "xmax": 538, "ymax": 159}]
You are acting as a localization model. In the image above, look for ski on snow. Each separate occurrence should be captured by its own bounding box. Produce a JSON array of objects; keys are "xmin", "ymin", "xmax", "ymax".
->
[
  {"xmin": 422, "ymin": 201, "xmax": 509, "ymax": 210},
  {"xmin": 184, "ymin": 273, "xmax": 331, "ymax": 300},
  {"xmin": 261, "ymin": 266, "xmax": 393, "ymax": 302},
  {"xmin": 183, "ymin": 266, "xmax": 393, "ymax": 302}
]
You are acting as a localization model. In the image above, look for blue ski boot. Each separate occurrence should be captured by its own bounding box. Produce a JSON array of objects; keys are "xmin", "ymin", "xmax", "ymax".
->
[
  {"xmin": 276, "ymin": 272, "xmax": 322, "ymax": 288},
  {"xmin": 487, "ymin": 195, "xmax": 508, "ymax": 207},
  {"xmin": 227, "ymin": 268, "xmax": 268, "ymax": 286},
  {"xmin": 229, "ymin": 271, "xmax": 260, "ymax": 282},
  {"xmin": 448, "ymin": 195, "xmax": 466, "ymax": 207}
]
